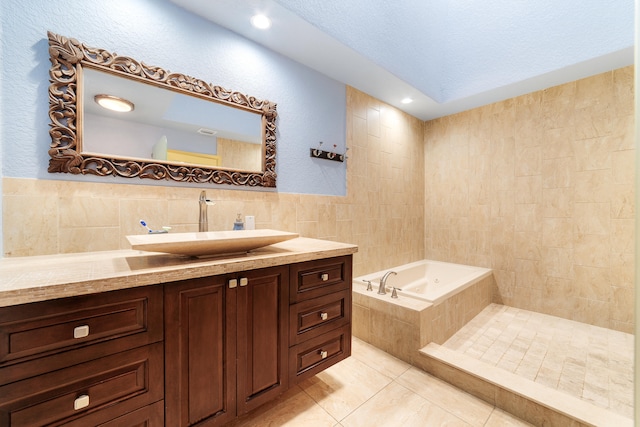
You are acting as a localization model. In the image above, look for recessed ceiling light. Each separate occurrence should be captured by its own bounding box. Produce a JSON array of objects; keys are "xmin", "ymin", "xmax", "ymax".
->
[
  {"xmin": 94, "ymin": 94, "xmax": 134, "ymax": 112},
  {"xmin": 401, "ymin": 97, "xmax": 413, "ymax": 104},
  {"xmin": 251, "ymin": 14, "xmax": 271, "ymax": 30}
]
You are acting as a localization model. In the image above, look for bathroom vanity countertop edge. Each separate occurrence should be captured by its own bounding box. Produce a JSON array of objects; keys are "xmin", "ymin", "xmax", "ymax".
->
[{"xmin": 0, "ymin": 237, "xmax": 358, "ymax": 307}]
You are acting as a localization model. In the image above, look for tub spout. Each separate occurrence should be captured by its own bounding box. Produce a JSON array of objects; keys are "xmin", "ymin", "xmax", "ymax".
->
[{"xmin": 378, "ymin": 271, "xmax": 397, "ymax": 295}]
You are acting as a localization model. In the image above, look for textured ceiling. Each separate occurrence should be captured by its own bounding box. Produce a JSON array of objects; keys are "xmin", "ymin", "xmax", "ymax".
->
[{"xmin": 169, "ymin": 0, "xmax": 634, "ymax": 120}]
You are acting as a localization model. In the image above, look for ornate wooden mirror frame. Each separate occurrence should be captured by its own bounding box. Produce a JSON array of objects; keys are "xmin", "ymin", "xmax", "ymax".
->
[{"xmin": 47, "ymin": 31, "xmax": 277, "ymax": 187}]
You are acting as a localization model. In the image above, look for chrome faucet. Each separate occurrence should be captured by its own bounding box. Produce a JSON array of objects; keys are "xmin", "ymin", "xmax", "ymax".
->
[
  {"xmin": 199, "ymin": 191, "xmax": 214, "ymax": 232},
  {"xmin": 378, "ymin": 271, "xmax": 397, "ymax": 295}
]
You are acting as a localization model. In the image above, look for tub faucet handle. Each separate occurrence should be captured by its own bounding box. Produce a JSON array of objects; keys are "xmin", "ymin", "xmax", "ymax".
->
[
  {"xmin": 363, "ymin": 280, "xmax": 373, "ymax": 291},
  {"xmin": 391, "ymin": 287, "xmax": 399, "ymax": 299}
]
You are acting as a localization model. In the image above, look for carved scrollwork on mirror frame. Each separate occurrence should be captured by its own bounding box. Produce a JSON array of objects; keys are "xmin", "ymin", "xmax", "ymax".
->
[{"xmin": 47, "ymin": 31, "xmax": 277, "ymax": 187}]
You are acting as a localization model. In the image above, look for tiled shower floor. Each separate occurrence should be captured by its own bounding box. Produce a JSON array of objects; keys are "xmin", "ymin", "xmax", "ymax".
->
[{"xmin": 442, "ymin": 303, "xmax": 634, "ymax": 418}]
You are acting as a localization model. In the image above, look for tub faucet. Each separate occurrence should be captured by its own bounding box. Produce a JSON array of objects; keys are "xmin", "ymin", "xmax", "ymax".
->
[
  {"xmin": 199, "ymin": 191, "xmax": 214, "ymax": 232},
  {"xmin": 378, "ymin": 271, "xmax": 397, "ymax": 295}
]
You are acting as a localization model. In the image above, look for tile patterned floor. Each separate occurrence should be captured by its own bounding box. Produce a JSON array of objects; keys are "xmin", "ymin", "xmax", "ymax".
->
[
  {"xmin": 227, "ymin": 337, "xmax": 533, "ymax": 426},
  {"xmin": 442, "ymin": 303, "xmax": 634, "ymax": 419}
]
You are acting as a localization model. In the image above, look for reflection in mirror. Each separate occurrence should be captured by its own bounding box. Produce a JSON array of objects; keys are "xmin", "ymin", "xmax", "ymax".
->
[
  {"xmin": 47, "ymin": 32, "xmax": 277, "ymax": 187},
  {"xmin": 83, "ymin": 68, "xmax": 264, "ymax": 172}
]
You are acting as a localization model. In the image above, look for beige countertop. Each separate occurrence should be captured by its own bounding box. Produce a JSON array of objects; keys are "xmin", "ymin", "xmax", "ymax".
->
[{"xmin": 0, "ymin": 237, "xmax": 358, "ymax": 307}]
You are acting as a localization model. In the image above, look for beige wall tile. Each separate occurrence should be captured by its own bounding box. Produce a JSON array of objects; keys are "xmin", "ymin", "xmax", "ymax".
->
[
  {"xmin": 515, "ymin": 203, "xmax": 542, "ymax": 233},
  {"xmin": 574, "ymin": 169, "xmax": 612, "ymax": 203},
  {"xmin": 3, "ymin": 194, "xmax": 59, "ymax": 256},
  {"xmin": 424, "ymin": 66, "xmax": 635, "ymax": 332},
  {"xmin": 574, "ymin": 265, "xmax": 610, "ymax": 301},
  {"xmin": 542, "ymin": 157, "xmax": 574, "ymax": 189},
  {"xmin": 515, "ymin": 259, "xmax": 544, "ymax": 289},
  {"xmin": 515, "ymin": 176, "xmax": 542, "ymax": 204},
  {"xmin": 58, "ymin": 227, "xmax": 122, "ymax": 254},
  {"xmin": 573, "ymin": 202, "xmax": 611, "ymax": 235},
  {"xmin": 542, "ymin": 218, "xmax": 573, "ymax": 248},
  {"xmin": 542, "ymin": 127, "xmax": 575, "ymax": 159},
  {"xmin": 610, "ymin": 184, "xmax": 635, "ymax": 219},
  {"xmin": 59, "ymin": 197, "xmax": 120, "ymax": 228}
]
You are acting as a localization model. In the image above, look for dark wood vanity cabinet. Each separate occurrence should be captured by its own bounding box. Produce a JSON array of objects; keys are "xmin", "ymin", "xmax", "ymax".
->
[
  {"xmin": 0, "ymin": 254, "xmax": 352, "ymax": 427},
  {"xmin": 288, "ymin": 256, "xmax": 352, "ymax": 383},
  {"xmin": 163, "ymin": 256, "xmax": 352, "ymax": 427},
  {"xmin": 0, "ymin": 286, "xmax": 164, "ymax": 426},
  {"xmin": 164, "ymin": 265, "xmax": 290, "ymax": 427}
]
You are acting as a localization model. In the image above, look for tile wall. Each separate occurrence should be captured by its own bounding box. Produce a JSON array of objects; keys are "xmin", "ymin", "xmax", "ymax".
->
[
  {"xmin": 423, "ymin": 66, "xmax": 635, "ymax": 332},
  {"xmin": 2, "ymin": 87, "xmax": 425, "ymax": 278}
]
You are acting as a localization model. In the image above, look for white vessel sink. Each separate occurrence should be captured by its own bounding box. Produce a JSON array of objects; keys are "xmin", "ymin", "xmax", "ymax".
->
[{"xmin": 127, "ymin": 229, "xmax": 299, "ymax": 257}]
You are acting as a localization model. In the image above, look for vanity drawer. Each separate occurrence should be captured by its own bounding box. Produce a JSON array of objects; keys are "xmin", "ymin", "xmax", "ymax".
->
[
  {"xmin": 289, "ymin": 289, "xmax": 351, "ymax": 345},
  {"xmin": 289, "ymin": 256, "xmax": 352, "ymax": 303},
  {"xmin": 0, "ymin": 342, "xmax": 163, "ymax": 427},
  {"xmin": 0, "ymin": 286, "xmax": 163, "ymax": 367},
  {"xmin": 289, "ymin": 324, "xmax": 351, "ymax": 384},
  {"xmin": 85, "ymin": 401, "xmax": 164, "ymax": 427}
]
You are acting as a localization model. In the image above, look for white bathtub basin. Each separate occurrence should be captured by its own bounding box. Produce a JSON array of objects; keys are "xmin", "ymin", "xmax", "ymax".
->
[{"xmin": 354, "ymin": 260, "xmax": 492, "ymax": 304}]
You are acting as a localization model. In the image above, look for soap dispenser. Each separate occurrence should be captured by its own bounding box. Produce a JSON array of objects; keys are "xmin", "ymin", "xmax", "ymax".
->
[{"xmin": 233, "ymin": 213, "xmax": 245, "ymax": 230}]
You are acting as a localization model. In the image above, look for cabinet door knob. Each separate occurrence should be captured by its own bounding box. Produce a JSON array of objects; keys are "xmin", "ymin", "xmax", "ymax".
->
[
  {"xmin": 229, "ymin": 279, "xmax": 238, "ymax": 288},
  {"xmin": 73, "ymin": 325, "xmax": 90, "ymax": 339},
  {"xmin": 239, "ymin": 277, "xmax": 248, "ymax": 287},
  {"xmin": 74, "ymin": 394, "xmax": 90, "ymax": 410},
  {"xmin": 320, "ymin": 312, "xmax": 328, "ymax": 321},
  {"xmin": 319, "ymin": 350, "xmax": 328, "ymax": 359},
  {"xmin": 321, "ymin": 273, "xmax": 329, "ymax": 281}
]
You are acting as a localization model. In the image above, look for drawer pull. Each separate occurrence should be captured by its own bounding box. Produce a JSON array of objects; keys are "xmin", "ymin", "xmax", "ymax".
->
[
  {"xmin": 74, "ymin": 394, "xmax": 90, "ymax": 410},
  {"xmin": 320, "ymin": 312, "xmax": 328, "ymax": 321},
  {"xmin": 73, "ymin": 325, "xmax": 90, "ymax": 339},
  {"xmin": 239, "ymin": 277, "xmax": 248, "ymax": 287},
  {"xmin": 321, "ymin": 273, "xmax": 329, "ymax": 281},
  {"xmin": 229, "ymin": 279, "xmax": 238, "ymax": 289},
  {"xmin": 320, "ymin": 350, "xmax": 328, "ymax": 359}
]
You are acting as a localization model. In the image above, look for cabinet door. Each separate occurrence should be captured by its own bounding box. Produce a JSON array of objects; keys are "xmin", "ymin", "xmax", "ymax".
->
[
  {"xmin": 165, "ymin": 277, "xmax": 236, "ymax": 427},
  {"xmin": 234, "ymin": 266, "xmax": 289, "ymax": 415}
]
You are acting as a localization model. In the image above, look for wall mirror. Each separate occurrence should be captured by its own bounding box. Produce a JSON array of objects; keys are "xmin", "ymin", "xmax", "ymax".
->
[{"xmin": 47, "ymin": 32, "xmax": 277, "ymax": 187}]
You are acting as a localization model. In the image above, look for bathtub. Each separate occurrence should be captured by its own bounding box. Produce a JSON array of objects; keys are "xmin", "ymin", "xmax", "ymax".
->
[{"xmin": 354, "ymin": 260, "xmax": 492, "ymax": 305}]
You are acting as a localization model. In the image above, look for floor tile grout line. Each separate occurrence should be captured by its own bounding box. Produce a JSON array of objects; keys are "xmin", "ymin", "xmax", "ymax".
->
[
  {"xmin": 395, "ymin": 368, "xmax": 499, "ymax": 427},
  {"xmin": 391, "ymin": 373, "xmax": 493, "ymax": 427},
  {"xmin": 297, "ymin": 384, "xmax": 342, "ymax": 425}
]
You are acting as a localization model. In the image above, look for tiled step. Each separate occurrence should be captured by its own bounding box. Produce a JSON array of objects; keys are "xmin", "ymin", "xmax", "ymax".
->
[{"xmin": 416, "ymin": 343, "xmax": 632, "ymax": 427}]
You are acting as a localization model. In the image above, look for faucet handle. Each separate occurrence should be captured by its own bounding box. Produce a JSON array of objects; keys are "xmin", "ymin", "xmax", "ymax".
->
[
  {"xmin": 391, "ymin": 287, "xmax": 399, "ymax": 299},
  {"xmin": 363, "ymin": 280, "xmax": 372, "ymax": 291},
  {"xmin": 199, "ymin": 190, "xmax": 215, "ymax": 206}
]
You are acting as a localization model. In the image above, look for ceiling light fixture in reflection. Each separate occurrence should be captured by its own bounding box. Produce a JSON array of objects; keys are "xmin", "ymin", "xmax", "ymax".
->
[
  {"xmin": 401, "ymin": 97, "xmax": 413, "ymax": 104},
  {"xmin": 197, "ymin": 128, "xmax": 217, "ymax": 136},
  {"xmin": 94, "ymin": 94, "xmax": 135, "ymax": 112}
]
